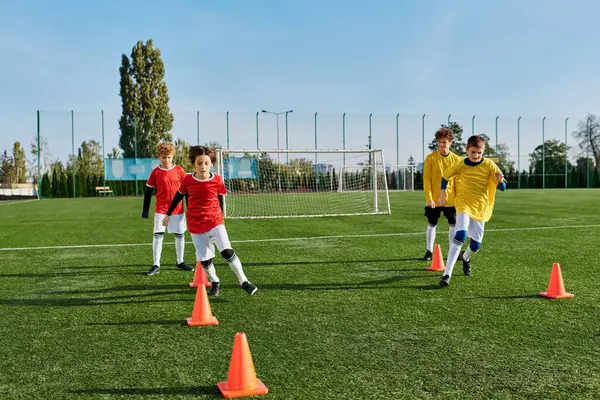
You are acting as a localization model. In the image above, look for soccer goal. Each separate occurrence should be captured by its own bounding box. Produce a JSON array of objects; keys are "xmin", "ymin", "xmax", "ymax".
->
[{"xmin": 215, "ymin": 149, "xmax": 391, "ymax": 219}]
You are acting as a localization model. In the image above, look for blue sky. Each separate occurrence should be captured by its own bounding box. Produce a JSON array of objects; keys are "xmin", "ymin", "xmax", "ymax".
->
[{"xmin": 1, "ymin": 0, "xmax": 599, "ymax": 167}]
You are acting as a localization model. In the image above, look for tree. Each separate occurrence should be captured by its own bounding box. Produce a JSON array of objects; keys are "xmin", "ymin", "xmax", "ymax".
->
[
  {"xmin": 529, "ymin": 139, "xmax": 570, "ymax": 176},
  {"xmin": 107, "ymin": 148, "xmax": 122, "ymax": 159},
  {"xmin": 30, "ymin": 136, "xmax": 52, "ymax": 180},
  {"xmin": 0, "ymin": 150, "xmax": 14, "ymax": 184},
  {"xmin": 11, "ymin": 142, "xmax": 27, "ymax": 184},
  {"xmin": 173, "ymin": 138, "xmax": 193, "ymax": 172},
  {"xmin": 428, "ymin": 121, "xmax": 466, "ymax": 155},
  {"xmin": 118, "ymin": 39, "xmax": 174, "ymax": 159},
  {"xmin": 572, "ymin": 114, "xmax": 600, "ymax": 171},
  {"xmin": 73, "ymin": 140, "xmax": 103, "ymax": 177}
]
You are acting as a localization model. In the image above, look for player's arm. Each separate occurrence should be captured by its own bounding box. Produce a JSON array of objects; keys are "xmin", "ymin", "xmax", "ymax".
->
[
  {"xmin": 141, "ymin": 185, "xmax": 154, "ymax": 218},
  {"xmin": 439, "ymin": 159, "xmax": 463, "ymax": 204},
  {"xmin": 423, "ymin": 155, "xmax": 434, "ymax": 205},
  {"xmin": 492, "ymin": 167, "xmax": 507, "ymax": 191},
  {"xmin": 165, "ymin": 191, "xmax": 185, "ymax": 216},
  {"xmin": 218, "ymin": 195, "xmax": 224, "ymax": 212}
]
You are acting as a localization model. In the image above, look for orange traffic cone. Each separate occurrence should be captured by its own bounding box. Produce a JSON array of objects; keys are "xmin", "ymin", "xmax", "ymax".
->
[
  {"xmin": 539, "ymin": 263, "xmax": 574, "ymax": 299},
  {"xmin": 217, "ymin": 332, "xmax": 268, "ymax": 398},
  {"xmin": 186, "ymin": 285, "xmax": 218, "ymax": 326},
  {"xmin": 425, "ymin": 244, "xmax": 445, "ymax": 272},
  {"xmin": 190, "ymin": 261, "xmax": 212, "ymax": 289}
]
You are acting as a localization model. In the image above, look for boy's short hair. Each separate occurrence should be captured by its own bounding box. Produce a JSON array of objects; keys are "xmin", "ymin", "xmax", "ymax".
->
[
  {"xmin": 466, "ymin": 135, "xmax": 486, "ymax": 149},
  {"xmin": 158, "ymin": 141, "xmax": 176, "ymax": 157},
  {"xmin": 435, "ymin": 127, "xmax": 454, "ymax": 142},
  {"xmin": 189, "ymin": 145, "xmax": 217, "ymax": 165}
]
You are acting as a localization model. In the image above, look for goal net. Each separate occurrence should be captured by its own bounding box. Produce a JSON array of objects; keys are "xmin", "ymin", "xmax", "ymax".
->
[
  {"xmin": 385, "ymin": 165, "xmax": 416, "ymax": 191},
  {"xmin": 215, "ymin": 149, "xmax": 391, "ymax": 219}
]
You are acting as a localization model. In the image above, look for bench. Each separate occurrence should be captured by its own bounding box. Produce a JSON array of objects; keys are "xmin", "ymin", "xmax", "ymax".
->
[{"xmin": 95, "ymin": 186, "xmax": 114, "ymax": 196}]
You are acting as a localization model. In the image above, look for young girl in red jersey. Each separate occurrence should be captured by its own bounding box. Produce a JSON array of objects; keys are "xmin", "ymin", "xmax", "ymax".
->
[
  {"xmin": 162, "ymin": 146, "xmax": 257, "ymax": 296},
  {"xmin": 142, "ymin": 141, "xmax": 193, "ymax": 275}
]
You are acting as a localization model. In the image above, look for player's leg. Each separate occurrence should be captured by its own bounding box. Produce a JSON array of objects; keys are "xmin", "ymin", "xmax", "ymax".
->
[
  {"xmin": 440, "ymin": 212, "xmax": 468, "ymax": 287},
  {"xmin": 169, "ymin": 213, "xmax": 193, "ymax": 271},
  {"xmin": 191, "ymin": 232, "xmax": 221, "ymax": 296},
  {"xmin": 424, "ymin": 206, "xmax": 441, "ymax": 260},
  {"xmin": 148, "ymin": 214, "xmax": 167, "ymax": 275},
  {"xmin": 443, "ymin": 207, "xmax": 457, "ymax": 249},
  {"xmin": 210, "ymin": 224, "xmax": 258, "ymax": 295},
  {"xmin": 461, "ymin": 220, "xmax": 485, "ymax": 276}
]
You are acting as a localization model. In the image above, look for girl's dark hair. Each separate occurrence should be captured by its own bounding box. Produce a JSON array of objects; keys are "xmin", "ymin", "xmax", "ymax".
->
[
  {"xmin": 466, "ymin": 135, "xmax": 485, "ymax": 149},
  {"xmin": 189, "ymin": 146, "xmax": 217, "ymax": 165},
  {"xmin": 435, "ymin": 127, "xmax": 454, "ymax": 141}
]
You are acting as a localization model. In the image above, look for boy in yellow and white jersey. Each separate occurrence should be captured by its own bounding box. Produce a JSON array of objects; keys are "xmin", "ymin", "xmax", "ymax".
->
[
  {"xmin": 422, "ymin": 127, "xmax": 461, "ymax": 260},
  {"xmin": 438, "ymin": 135, "xmax": 506, "ymax": 287}
]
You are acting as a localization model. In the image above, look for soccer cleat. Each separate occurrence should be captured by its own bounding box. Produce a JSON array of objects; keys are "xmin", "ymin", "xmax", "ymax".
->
[
  {"xmin": 147, "ymin": 265, "xmax": 160, "ymax": 276},
  {"xmin": 241, "ymin": 281, "xmax": 258, "ymax": 295},
  {"xmin": 439, "ymin": 274, "xmax": 451, "ymax": 287},
  {"xmin": 423, "ymin": 250, "xmax": 433, "ymax": 261},
  {"xmin": 176, "ymin": 262, "xmax": 194, "ymax": 271},
  {"xmin": 208, "ymin": 281, "xmax": 221, "ymax": 296},
  {"xmin": 461, "ymin": 253, "xmax": 472, "ymax": 277}
]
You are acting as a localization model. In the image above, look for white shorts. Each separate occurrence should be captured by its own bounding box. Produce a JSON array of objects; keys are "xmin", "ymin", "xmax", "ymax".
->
[
  {"xmin": 191, "ymin": 224, "xmax": 232, "ymax": 261},
  {"xmin": 153, "ymin": 213, "xmax": 187, "ymax": 234},
  {"xmin": 455, "ymin": 212, "xmax": 485, "ymax": 243}
]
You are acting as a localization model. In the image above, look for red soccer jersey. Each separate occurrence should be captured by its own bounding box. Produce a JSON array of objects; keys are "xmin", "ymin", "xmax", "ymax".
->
[
  {"xmin": 178, "ymin": 172, "xmax": 227, "ymax": 234},
  {"xmin": 146, "ymin": 165, "xmax": 186, "ymax": 215}
]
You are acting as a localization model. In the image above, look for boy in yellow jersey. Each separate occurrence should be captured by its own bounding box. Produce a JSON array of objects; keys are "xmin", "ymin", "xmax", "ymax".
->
[
  {"xmin": 438, "ymin": 135, "xmax": 506, "ymax": 287},
  {"xmin": 422, "ymin": 128, "xmax": 461, "ymax": 260}
]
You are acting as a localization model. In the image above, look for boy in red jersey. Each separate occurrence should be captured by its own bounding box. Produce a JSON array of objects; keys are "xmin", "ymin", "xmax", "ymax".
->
[
  {"xmin": 162, "ymin": 146, "xmax": 257, "ymax": 296},
  {"xmin": 142, "ymin": 142, "xmax": 193, "ymax": 276}
]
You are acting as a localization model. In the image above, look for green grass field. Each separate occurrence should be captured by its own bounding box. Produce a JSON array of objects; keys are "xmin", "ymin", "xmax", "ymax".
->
[{"xmin": 1, "ymin": 190, "xmax": 600, "ymax": 399}]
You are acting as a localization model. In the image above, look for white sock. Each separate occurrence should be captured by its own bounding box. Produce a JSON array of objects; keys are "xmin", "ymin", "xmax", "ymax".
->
[
  {"xmin": 152, "ymin": 233, "xmax": 164, "ymax": 267},
  {"xmin": 202, "ymin": 261, "xmax": 220, "ymax": 283},
  {"xmin": 225, "ymin": 252, "xmax": 248, "ymax": 285},
  {"xmin": 443, "ymin": 240, "xmax": 463, "ymax": 278},
  {"xmin": 426, "ymin": 224, "xmax": 436, "ymax": 252},
  {"xmin": 175, "ymin": 233, "xmax": 185, "ymax": 264},
  {"xmin": 448, "ymin": 224, "xmax": 455, "ymax": 248},
  {"xmin": 463, "ymin": 246, "xmax": 478, "ymax": 261}
]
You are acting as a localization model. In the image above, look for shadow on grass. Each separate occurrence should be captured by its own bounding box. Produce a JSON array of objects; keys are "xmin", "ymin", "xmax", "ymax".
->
[
  {"xmin": 40, "ymin": 284, "xmax": 192, "ymax": 295},
  {"xmin": 0, "ymin": 270, "xmax": 140, "ymax": 278},
  {"xmin": 0, "ymin": 289, "xmax": 213, "ymax": 307},
  {"xmin": 473, "ymin": 294, "xmax": 543, "ymax": 300},
  {"xmin": 220, "ymin": 274, "xmax": 436, "ymax": 292},
  {"xmin": 240, "ymin": 257, "xmax": 427, "ymax": 267},
  {"xmin": 75, "ymin": 386, "xmax": 219, "ymax": 397},
  {"xmin": 86, "ymin": 319, "xmax": 189, "ymax": 327}
]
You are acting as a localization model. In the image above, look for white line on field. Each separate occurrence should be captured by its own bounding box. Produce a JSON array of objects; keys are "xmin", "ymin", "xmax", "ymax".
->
[
  {"xmin": 1, "ymin": 223, "xmax": 599, "ymax": 252},
  {"xmin": 0, "ymin": 199, "xmax": 38, "ymax": 206}
]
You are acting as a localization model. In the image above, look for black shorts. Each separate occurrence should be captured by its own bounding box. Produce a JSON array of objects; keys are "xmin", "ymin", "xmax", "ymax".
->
[{"xmin": 424, "ymin": 206, "xmax": 456, "ymax": 226}]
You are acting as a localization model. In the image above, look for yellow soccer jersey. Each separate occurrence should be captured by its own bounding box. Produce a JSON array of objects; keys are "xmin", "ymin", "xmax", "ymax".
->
[
  {"xmin": 423, "ymin": 150, "xmax": 461, "ymax": 207},
  {"xmin": 443, "ymin": 157, "xmax": 503, "ymax": 222}
]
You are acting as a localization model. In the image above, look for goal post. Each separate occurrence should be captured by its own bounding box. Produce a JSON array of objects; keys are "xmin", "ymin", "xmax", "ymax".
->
[{"xmin": 214, "ymin": 149, "xmax": 391, "ymax": 219}]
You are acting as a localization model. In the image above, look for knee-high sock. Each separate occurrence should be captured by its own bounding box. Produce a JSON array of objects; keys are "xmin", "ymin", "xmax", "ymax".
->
[
  {"xmin": 174, "ymin": 233, "xmax": 185, "ymax": 264},
  {"xmin": 202, "ymin": 260, "xmax": 220, "ymax": 283},
  {"xmin": 153, "ymin": 233, "xmax": 164, "ymax": 266},
  {"xmin": 426, "ymin": 224, "xmax": 436, "ymax": 252},
  {"xmin": 448, "ymin": 224, "xmax": 455, "ymax": 248},
  {"xmin": 225, "ymin": 252, "xmax": 248, "ymax": 285}
]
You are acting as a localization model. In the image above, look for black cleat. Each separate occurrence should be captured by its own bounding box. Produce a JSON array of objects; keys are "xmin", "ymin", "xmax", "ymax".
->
[
  {"xmin": 423, "ymin": 250, "xmax": 433, "ymax": 261},
  {"xmin": 208, "ymin": 281, "xmax": 221, "ymax": 296},
  {"xmin": 241, "ymin": 281, "xmax": 258, "ymax": 295},
  {"xmin": 461, "ymin": 253, "xmax": 472, "ymax": 277},
  {"xmin": 176, "ymin": 262, "xmax": 194, "ymax": 271},
  {"xmin": 147, "ymin": 265, "xmax": 160, "ymax": 276},
  {"xmin": 439, "ymin": 274, "xmax": 451, "ymax": 287}
]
